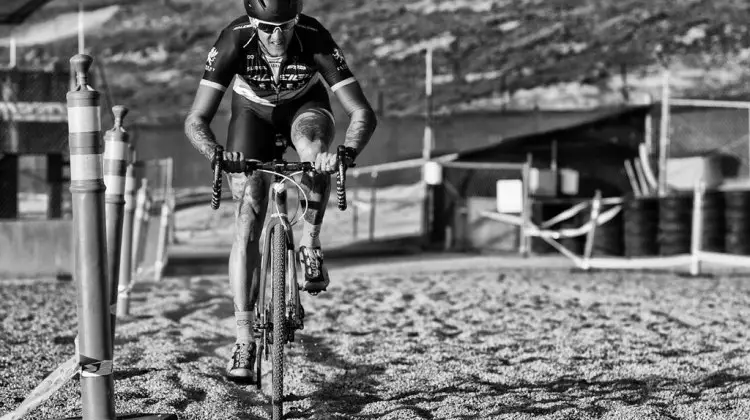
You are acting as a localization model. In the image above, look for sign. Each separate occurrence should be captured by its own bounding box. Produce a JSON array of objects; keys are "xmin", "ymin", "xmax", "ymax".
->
[{"xmin": 0, "ymin": 102, "xmax": 67, "ymax": 123}]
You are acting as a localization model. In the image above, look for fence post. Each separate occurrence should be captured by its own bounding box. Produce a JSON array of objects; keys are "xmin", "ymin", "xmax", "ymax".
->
[
  {"xmin": 103, "ymin": 105, "xmax": 130, "ymax": 343},
  {"xmin": 154, "ymin": 158, "xmax": 174, "ymax": 281},
  {"xmin": 352, "ymin": 171, "xmax": 359, "ymax": 240},
  {"xmin": 519, "ymin": 154, "xmax": 532, "ymax": 257},
  {"xmin": 582, "ymin": 190, "xmax": 603, "ymax": 270},
  {"xmin": 66, "ymin": 53, "xmax": 116, "ymax": 420},
  {"xmin": 369, "ymin": 171, "xmax": 378, "ymax": 242},
  {"xmin": 116, "ymin": 173, "xmax": 141, "ymax": 318},
  {"xmin": 131, "ymin": 179, "xmax": 150, "ymax": 277},
  {"xmin": 690, "ymin": 179, "xmax": 705, "ymax": 276},
  {"xmin": 658, "ymin": 66, "xmax": 670, "ymax": 197}
]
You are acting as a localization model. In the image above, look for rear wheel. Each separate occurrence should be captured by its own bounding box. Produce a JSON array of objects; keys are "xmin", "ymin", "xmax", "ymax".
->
[{"xmin": 271, "ymin": 224, "xmax": 287, "ymax": 420}]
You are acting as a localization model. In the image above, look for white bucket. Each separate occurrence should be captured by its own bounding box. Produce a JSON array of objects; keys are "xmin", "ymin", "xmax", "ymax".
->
[{"xmin": 496, "ymin": 179, "xmax": 523, "ymax": 213}]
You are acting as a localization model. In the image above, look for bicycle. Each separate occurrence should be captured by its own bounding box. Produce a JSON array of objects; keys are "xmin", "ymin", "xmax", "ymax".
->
[{"xmin": 210, "ymin": 138, "xmax": 352, "ymax": 420}]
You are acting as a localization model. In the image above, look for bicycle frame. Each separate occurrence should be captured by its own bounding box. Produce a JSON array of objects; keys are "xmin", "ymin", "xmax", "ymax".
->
[{"xmin": 257, "ymin": 173, "xmax": 304, "ymax": 352}]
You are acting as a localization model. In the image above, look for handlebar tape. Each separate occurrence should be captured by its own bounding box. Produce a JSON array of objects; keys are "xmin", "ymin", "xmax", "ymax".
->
[
  {"xmin": 211, "ymin": 145, "xmax": 224, "ymax": 210},
  {"xmin": 337, "ymin": 145, "xmax": 347, "ymax": 211}
]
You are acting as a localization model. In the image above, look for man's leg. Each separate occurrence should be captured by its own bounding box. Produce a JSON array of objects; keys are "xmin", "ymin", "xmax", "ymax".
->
[
  {"xmin": 290, "ymin": 108, "xmax": 335, "ymax": 292},
  {"xmin": 225, "ymin": 171, "xmax": 269, "ymax": 381},
  {"xmin": 223, "ymin": 93, "xmax": 276, "ymax": 382}
]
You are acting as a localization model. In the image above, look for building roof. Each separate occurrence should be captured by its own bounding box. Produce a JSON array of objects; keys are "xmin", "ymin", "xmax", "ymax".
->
[
  {"xmin": 454, "ymin": 105, "xmax": 651, "ymax": 161},
  {"xmin": 0, "ymin": 0, "xmax": 52, "ymax": 24}
]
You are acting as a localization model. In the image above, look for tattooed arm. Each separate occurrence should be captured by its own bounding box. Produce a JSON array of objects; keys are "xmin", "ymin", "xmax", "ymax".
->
[
  {"xmin": 184, "ymin": 84, "xmax": 225, "ymax": 162},
  {"xmin": 334, "ymin": 82, "xmax": 378, "ymax": 156}
]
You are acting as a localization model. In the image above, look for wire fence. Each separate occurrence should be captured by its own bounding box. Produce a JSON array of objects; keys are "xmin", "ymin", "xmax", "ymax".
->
[{"xmin": 668, "ymin": 100, "xmax": 750, "ymax": 184}]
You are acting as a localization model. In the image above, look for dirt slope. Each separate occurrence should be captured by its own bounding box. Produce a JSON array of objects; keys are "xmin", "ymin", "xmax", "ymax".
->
[{"xmin": 1, "ymin": 0, "xmax": 749, "ymax": 124}]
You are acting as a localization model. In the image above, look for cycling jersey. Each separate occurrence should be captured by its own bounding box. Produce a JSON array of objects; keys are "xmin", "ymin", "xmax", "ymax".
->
[{"xmin": 200, "ymin": 14, "xmax": 357, "ymax": 107}]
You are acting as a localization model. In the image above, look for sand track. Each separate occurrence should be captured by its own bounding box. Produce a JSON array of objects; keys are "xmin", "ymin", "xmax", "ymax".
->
[{"xmin": 3, "ymin": 256, "xmax": 750, "ymax": 419}]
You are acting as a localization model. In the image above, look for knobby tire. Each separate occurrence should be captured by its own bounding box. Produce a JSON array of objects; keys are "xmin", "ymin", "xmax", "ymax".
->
[{"xmin": 271, "ymin": 224, "xmax": 286, "ymax": 420}]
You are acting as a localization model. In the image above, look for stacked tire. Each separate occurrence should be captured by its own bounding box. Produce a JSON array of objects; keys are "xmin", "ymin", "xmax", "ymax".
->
[
  {"xmin": 530, "ymin": 201, "xmax": 554, "ymax": 254},
  {"xmin": 530, "ymin": 200, "xmax": 586, "ymax": 255},
  {"xmin": 592, "ymin": 202, "xmax": 624, "ymax": 256},
  {"xmin": 558, "ymin": 204, "xmax": 584, "ymax": 256},
  {"xmin": 658, "ymin": 194, "xmax": 693, "ymax": 256},
  {"xmin": 724, "ymin": 190, "xmax": 750, "ymax": 255},
  {"xmin": 623, "ymin": 196, "xmax": 660, "ymax": 257}
]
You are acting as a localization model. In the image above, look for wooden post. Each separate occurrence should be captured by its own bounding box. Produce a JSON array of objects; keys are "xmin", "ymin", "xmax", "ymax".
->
[
  {"xmin": 624, "ymin": 160, "xmax": 642, "ymax": 197},
  {"xmin": 690, "ymin": 179, "xmax": 705, "ymax": 276},
  {"xmin": 582, "ymin": 190, "xmax": 603, "ymax": 270}
]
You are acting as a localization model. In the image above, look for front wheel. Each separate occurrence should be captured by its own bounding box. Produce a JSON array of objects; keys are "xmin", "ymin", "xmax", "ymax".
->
[{"xmin": 271, "ymin": 224, "xmax": 287, "ymax": 420}]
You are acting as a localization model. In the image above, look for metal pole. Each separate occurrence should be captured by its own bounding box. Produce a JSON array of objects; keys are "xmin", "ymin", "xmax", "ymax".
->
[
  {"xmin": 645, "ymin": 112, "xmax": 653, "ymax": 154},
  {"xmin": 66, "ymin": 54, "xmax": 116, "ymax": 420},
  {"xmin": 78, "ymin": 2, "xmax": 85, "ymax": 54},
  {"xmin": 423, "ymin": 46, "xmax": 434, "ymax": 161},
  {"xmin": 9, "ymin": 37, "xmax": 16, "ymax": 68},
  {"xmin": 689, "ymin": 179, "xmax": 704, "ymax": 276},
  {"xmin": 103, "ymin": 105, "xmax": 129, "ymax": 344},
  {"xmin": 658, "ymin": 67, "xmax": 670, "ymax": 196},
  {"xmin": 422, "ymin": 47, "xmax": 434, "ymax": 246}
]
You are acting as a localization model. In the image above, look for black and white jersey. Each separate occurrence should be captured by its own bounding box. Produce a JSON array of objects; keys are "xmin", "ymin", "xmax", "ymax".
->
[{"xmin": 200, "ymin": 14, "xmax": 357, "ymax": 106}]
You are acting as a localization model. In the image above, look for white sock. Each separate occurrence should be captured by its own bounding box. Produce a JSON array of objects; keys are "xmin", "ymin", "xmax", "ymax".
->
[
  {"xmin": 300, "ymin": 223, "xmax": 322, "ymax": 248},
  {"xmin": 235, "ymin": 311, "xmax": 253, "ymax": 343}
]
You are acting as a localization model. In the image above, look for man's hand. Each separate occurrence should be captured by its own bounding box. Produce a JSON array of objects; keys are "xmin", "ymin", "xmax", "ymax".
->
[
  {"xmin": 314, "ymin": 148, "xmax": 356, "ymax": 174},
  {"xmin": 222, "ymin": 151, "xmax": 247, "ymax": 173},
  {"xmin": 314, "ymin": 151, "xmax": 339, "ymax": 174}
]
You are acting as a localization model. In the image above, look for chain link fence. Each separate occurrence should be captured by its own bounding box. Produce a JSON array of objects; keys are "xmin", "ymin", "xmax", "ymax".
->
[
  {"xmin": 441, "ymin": 161, "xmax": 528, "ymax": 252},
  {"xmin": 667, "ymin": 100, "xmax": 750, "ymax": 183},
  {"xmin": 0, "ymin": 65, "xmax": 72, "ymax": 220}
]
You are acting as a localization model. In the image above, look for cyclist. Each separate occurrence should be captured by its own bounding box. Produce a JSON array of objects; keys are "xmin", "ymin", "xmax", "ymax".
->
[{"xmin": 184, "ymin": 0, "xmax": 377, "ymax": 383}]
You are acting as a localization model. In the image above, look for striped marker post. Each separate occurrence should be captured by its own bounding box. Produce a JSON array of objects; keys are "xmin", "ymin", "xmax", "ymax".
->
[
  {"xmin": 66, "ymin": 54, "xmax": 116, "ymax": 420},
  {"xmin": 119, "ymin": 178, "xmax": 149, "ymax": 316},
  {"xmin": 117, "ymin": 160, "xmax": 137, "ymax": 319},
  {"xmin": 104, "ymin": 105, "xmax": 130, "ymax": 342}
]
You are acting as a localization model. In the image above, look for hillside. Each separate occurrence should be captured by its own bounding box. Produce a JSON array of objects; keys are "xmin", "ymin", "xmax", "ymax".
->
[{"xmin": 1, "ymin": 0, "xmax": 749, "ymax": 125}]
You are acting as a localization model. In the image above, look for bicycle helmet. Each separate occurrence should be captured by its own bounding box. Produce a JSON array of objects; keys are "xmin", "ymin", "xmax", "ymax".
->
[{"xmin": 245, "ymin": 0, "xmax": 303, "ymax": 22}]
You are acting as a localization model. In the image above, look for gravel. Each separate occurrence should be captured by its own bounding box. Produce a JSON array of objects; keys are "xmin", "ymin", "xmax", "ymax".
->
[{"xmin": 3, "ymin": 255, "xmax": 750, "ymax": 419}]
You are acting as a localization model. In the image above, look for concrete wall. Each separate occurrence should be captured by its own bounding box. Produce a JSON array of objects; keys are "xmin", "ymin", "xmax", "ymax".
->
[{"xmin": 0, "ymin": 219, "xmax": 73, "ymax": 277}]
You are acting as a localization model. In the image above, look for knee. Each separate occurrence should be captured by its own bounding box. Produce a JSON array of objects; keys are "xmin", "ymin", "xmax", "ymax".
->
[
  {"xmin": 234, "ymin": 174, "xmax": 267, "ymax": 242},
  {"xmin": 291, "ymin": 110, "xmax": 335, "ymax": 160}
]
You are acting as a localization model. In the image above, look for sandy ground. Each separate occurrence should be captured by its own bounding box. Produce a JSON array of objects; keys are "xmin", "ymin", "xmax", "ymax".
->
[{"xmin": 3, "ymin": 254, "xmax": 750, "ymax": 419}]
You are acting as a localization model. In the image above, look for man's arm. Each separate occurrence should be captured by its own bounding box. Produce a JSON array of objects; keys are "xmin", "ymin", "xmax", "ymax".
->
[
  {"xmin": 184, "ymin": 84, "xmax": 225, "ymax": 162},
  {"xmin": 333, "ymin": 82, "xmax": 378, "ymax": 157}
]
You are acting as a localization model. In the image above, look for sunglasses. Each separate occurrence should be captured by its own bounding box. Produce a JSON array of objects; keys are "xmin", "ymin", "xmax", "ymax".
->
[{"xmin": 256, "ymin": 19, "xmax": 296, "ymax": 33}]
